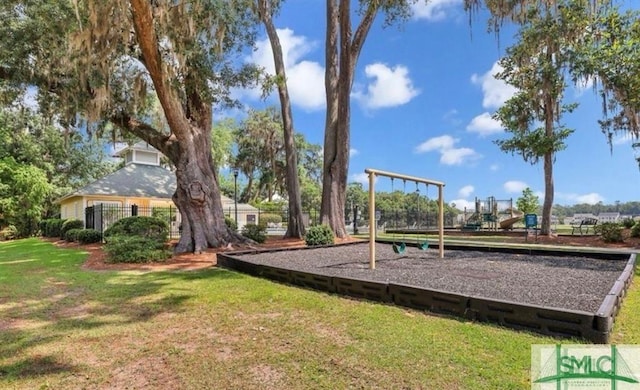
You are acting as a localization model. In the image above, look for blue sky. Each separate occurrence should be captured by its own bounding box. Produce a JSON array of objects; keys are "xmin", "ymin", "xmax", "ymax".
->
[{"xmin": 229, "ymin": 0, "xmax": 639, "ymax": 211}]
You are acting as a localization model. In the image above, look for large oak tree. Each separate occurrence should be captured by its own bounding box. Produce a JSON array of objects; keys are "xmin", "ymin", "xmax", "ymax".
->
[
  {"xmin": 78, "ymin": 1, "xmax": 263, "ymax": 253},
  {"xmin": 2, "ymin": 1, "xmax": 262, "ymax": 253}
]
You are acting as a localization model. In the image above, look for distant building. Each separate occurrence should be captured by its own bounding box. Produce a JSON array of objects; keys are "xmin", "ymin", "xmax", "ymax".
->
[
  {"xmin": 57, "ymin": 142, "xmax": 258, "ymax": 234},
  {"xmin": 597, "ymin": 212, "xmax": 621, "ymax": 223},
  {"xmin": 567, "ymin": 213, "xmax": 597, "ymax": 224},
  {"xmin": 540, "ymin": 215, "xmax": 559, "ymax": 225}
]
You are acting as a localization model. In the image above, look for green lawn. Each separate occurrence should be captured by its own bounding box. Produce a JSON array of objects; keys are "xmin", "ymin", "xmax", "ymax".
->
[{"xmin": 1, "ymin": 238, "xmax": 638, "ymax": 389}]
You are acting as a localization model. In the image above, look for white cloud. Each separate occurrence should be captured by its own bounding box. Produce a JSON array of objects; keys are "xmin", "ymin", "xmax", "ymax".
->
[
  {"xmin": 443, "ymin": 109, "xmax": 462, "ymax": 126},
  {"xmin": 612, "ymin": 133, "xmax": 637, "ymax": 145},
  {"xmin": 414, "ymin": 135, "xmax": 481, "ymax": 166},
  {"xmin": 412, "ymin": 0, "xmax": 462, "ymax": 21},
  {"xmin": 576, "ymin": 193, "xmax": 605, "ymax": 204},
  {"xmin": 574, "ymin": 76, "xmax": 595, "ymax": 96},
  {"xmin": 353, "ymin": 63, "xmax": 420, "ymax": 109},
  {"xmin": 471, "ymin": 62, "xmax": 517, "ymax": 109},
  {"xmin": 441, "ymin": 147, "xmax": 478, "ymax": 165},
  {"xmin": 503, "ymin": 180, "xmax": 528, "ymax": 193},
  {"xmin": 458, "ymin": 185, "xmax": 474, "ymax": 198},
  {"xmin": 286, "ymin": 61, "xmax": 326, "ymax": 110},
  {"xmin": 449, "ymin": 198, "xmax": 475, "ymax": 211},
  {"xmin": 350, "ymin": 148, "xmax": 359, "ymax": 157},
  {"xmin": 466, "ymin": 112, "xmax": 503, "ymax": 136},
  {"xmin": 557, "ymin": 192, "xmax": 605, "ymax": 205},
  {"xmin": 489, "ymin": 164, "xmax": 500, "ymax": 171},
  {"xmin": 415, "ymin": 135, "xmax": 456, "ymax": 152},
  {"xmin": 243, "ymin": 28, "xmax": 325, "ymax": 110},
  {"xmin": 351, "ymin": 173, "xmax": 371, "ymax": 186}
]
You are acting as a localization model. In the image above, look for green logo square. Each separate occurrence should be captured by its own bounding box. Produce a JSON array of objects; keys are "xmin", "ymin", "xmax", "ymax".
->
[{"xmin": 532, "ymin": 344, "xmax": 640, "ymax": 389}]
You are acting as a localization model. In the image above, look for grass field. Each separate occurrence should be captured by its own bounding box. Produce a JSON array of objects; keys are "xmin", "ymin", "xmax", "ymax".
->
[{"xmin": 1, "ymin": 238, "xmax": 639, "ymax": 389}]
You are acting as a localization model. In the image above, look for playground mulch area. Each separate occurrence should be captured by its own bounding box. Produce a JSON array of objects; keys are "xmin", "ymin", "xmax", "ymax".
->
[{"xmin": 228, "ymin": 242, "xmax": 628, "ymax": 313}]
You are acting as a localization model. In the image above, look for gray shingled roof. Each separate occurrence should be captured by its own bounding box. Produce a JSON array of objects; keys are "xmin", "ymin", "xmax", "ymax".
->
[{"xmin": 59, "ymin": 163, "xmax": 176, "ymax": 201}]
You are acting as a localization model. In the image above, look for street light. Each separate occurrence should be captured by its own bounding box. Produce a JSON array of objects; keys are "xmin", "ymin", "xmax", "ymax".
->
[{"xmin": 233, "ymin": 168, "xmax": 239, "ymax": 228}]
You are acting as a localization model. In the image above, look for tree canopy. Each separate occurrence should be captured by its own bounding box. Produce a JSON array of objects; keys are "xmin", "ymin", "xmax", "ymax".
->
[
  {"xmin": 516, "ymin": 187, "xmax": 540, "ymax": 215},
  {"xmin": 1, "ymin": 0, "xmax": 266, "ymax": 252},
  {"xmin": 0, "ymin": 107, "xmax": 115, "ymax": 235}
]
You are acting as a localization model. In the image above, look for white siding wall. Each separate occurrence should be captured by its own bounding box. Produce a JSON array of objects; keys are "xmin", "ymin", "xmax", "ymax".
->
[{"xmin": 135, "ymin": 150, "xmax": 159, "ymax": 165}]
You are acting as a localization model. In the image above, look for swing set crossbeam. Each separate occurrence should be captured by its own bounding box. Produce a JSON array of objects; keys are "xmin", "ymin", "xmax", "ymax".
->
[
  {"xmin": 365, "ymin": 168, "xmax": 444, "ymax": 187},
  {"xmin": 365, "ymin": 168, "xmax": 446, "ymax": 269}
]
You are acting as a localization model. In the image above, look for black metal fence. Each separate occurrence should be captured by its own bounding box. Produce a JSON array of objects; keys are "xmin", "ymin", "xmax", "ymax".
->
[
  {"xmin": 84, "ymin": 204, "xmax": 458, "ymax": 239},
  {"xmin": 85, "ymin": 204, "xmax": 182, "ymax": 239},
  {"xmin": 85, "ymin": 204, "xmax": 323, "ymax": 239}
]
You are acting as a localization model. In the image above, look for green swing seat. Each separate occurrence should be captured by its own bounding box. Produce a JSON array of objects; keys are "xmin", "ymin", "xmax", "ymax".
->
[
  {"xmin": 392, "ymin": 241, "xmax": 406, "ymax": 254},
  {"xmin": 418, "ymin": 240, "xmax": 429, "ymax": 251}
]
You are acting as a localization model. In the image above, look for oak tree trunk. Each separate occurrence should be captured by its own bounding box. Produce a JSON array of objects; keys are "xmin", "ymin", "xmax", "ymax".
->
[
  {"xmin": 165, "ymin": 130, "xmax": 238, "ymax": 253},
  {"xmin": 321, "ymin": 0, "xmax": 343, "ymax": 237},
  {"xmin": 129, "ymin": 0, "xmax": 242, "ymax": 254},
  {"xmin": 320, "ymin": 0, "xmax": 375, "ymax": 238}
]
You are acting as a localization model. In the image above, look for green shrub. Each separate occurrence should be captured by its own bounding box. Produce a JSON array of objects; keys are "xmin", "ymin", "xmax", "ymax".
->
[
  {"xmin": 305, "ymin": 225, "xmax": 335, "ymax": 246},
  {"xmin": 598, "ymin": 222, "xmax": 624, "ymax": 243},
  {"xmin": 241, "ymin": 223, "xmax": 267, "ymax": 243},
  {"xmin": 38, "ymin": 220, "xmax": 47, "ymax": 235},
  {"xmin": 631, "ymin": 222, "xmax": 640, "ymax": 238},
  {"xmin": 225, "ymin": 216, "xmax": 238, "ymax": 232},
  {"xmin": 104, "ymin": 216, "xmax": 169, "ymax": 243},
  {"xmin": 0, "ymin": 225, "xmax": 18, "ymax": 240},
  {"xmin": 622, "ymin": 218, "xmax": 636, "ymax": 229},
  {"xmin": 104, "ymin": 236, "xmax": 171, "ymax": 263},
  {"xmin": 61, "ymin": 219, "xmax": 84, "ymax": 239},
  {"xmin": 41, "ymin": 218, "xmax": 66, "ymax": 237},
  {"xmin": 259, "ymin": 213, "xmax": 282, "ymax": 226},
  {"xmin": 77, "ymin": 229, "xmax": 103, "ymax": 244},
  {"xmin": 64, "ymin": 228, "xmax": 83, "ymax": 242}
]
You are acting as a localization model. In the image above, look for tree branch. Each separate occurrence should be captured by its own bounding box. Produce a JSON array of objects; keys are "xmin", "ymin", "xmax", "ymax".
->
[
  {"xmin": 129, "ymin": 0, "xmax": 191, "ymax": 140},
  {"xmin": 110, "ymin": 111, "xmax": 179, "ymax": 159},
  {"xmin": 351, "ymin": 3, "xmax": 377, "ymax": 62}
]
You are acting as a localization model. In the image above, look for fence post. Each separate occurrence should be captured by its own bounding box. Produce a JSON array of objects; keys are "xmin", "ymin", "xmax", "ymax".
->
[{"xmin": 169, "ymin": 206, "xmax": 173, "ymax": 239}]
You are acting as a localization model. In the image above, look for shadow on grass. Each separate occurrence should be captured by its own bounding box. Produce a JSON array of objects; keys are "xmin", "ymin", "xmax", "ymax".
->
[
  {"xmin": 0, "ymin": 239, "xmax": 247, "ymax": 382},
  {"xmin": 0, "ymin": 330, "xmax": 61, "ymax": 362},
  {"xmin": 0, "ymin": 354, "xmax": 79, "ymax": 378}
]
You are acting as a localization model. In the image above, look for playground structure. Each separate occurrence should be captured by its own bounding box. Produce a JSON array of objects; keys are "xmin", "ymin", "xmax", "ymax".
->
[
  {"xmin": 365, "ymin": 168, "xmax": 445, "ymax": 269},
  {"xmin": 462, "ymin": 196, "xmax": 523, "ymax": 231}
]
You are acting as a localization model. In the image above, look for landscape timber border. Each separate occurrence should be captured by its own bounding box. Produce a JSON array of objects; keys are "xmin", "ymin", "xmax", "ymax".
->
[{"xmin": 218, "ymin": 243, "xmax": 636, "ymax": 343}]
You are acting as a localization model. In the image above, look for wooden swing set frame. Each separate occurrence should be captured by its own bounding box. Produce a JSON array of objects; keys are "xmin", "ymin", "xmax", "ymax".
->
[{"xmin": 365, "ymin": 168, "xmax": 446, "ymax": 269}]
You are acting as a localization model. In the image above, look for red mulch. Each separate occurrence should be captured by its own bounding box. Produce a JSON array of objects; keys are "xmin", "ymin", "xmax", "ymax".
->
[{"xmin": 44, "ymin": 233, "xmax": 639, "ymax": 272}]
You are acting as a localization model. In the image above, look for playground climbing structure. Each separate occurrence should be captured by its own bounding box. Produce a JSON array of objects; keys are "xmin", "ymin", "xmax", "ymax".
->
[{"xmin": 462, "ymin": 196, "xmax": 522, "ymax": 231}]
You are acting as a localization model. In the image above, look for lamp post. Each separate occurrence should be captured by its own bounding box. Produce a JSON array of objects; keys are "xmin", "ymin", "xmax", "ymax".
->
[{"xmin": 233, "ymin": 168, "xmax": 239, "ymax": 228}]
